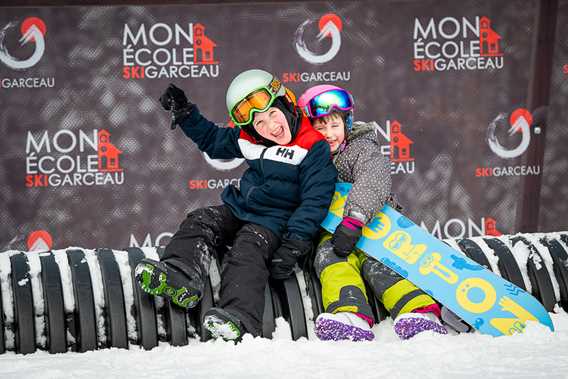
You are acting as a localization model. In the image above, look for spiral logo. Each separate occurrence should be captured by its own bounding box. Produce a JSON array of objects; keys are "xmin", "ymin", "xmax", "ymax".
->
[
  {"xmin": 294, "ymin": 13, "xmax": 342, "ymax": 65},
  {"xmin": 487, "ymin": 108, "xmax": 532, "ymax": 159},
  {"xmin": 202, "ymin": 152, "xmax": 245, "ymax": 171},
  {"xmin": 0, "ymin": 17, "xmax": 46, "ymax": 70}
]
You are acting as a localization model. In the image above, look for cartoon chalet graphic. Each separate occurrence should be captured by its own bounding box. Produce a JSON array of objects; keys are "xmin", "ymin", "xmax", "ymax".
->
[
  {"xmin": 98, "ymin": 130, "xmax": 123, "ymax": 172},
  {"xmin": 390, "ymin": 121, "xmax": 414, "ymax": 162},
  {"xmin": 484, "ymin": 217, "xmax": 503, "ymax": 237},
  {"xmin": 193, "ymin": 23, "xmax": 218, "ymax": 64},
  {"xmin": 479, "ymin": 17, "xmax": 502, "ymax": 57}
]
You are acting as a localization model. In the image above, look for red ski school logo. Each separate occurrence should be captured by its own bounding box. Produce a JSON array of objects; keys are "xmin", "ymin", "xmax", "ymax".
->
[
  {"xmin": 371, "ymin": 120, "xmax": 415, "ymax": 175},
  {"xmin": 25, "ymin": 129, "xmax": 125, "ymax": 188},
  {"xmin": 122, "ymin": 21, "xmax": 219, "ymax": 80},
  {"xmin": 413, "ymin": 16, "xmax": 504, "ymax": 72}
]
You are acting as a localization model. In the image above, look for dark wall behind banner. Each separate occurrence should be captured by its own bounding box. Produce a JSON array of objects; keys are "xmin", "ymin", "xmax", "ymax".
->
[
  {"xmin": 1, "ymin": 0, "xmax": 567, "ymax": 251},
  {"xmin": 542, "ymin": 0, "xmax": 568, "ymax": 231}
]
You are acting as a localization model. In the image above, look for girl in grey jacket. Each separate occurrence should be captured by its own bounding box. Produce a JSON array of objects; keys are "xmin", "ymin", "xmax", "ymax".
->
[{"xmin": 298, "ymin": 85, "xmax": 448, "ymax": 341}]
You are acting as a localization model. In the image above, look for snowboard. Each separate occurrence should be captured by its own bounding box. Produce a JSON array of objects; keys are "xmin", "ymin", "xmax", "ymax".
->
[{"xmin": 321, "ymin": 182, "xmax": 554, "ymax": 337}]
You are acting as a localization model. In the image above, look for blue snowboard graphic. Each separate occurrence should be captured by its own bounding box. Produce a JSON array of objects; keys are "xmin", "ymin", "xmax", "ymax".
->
[{"xmin": 321, "ymin": 183, "xmax": 554, "ymax": 337}]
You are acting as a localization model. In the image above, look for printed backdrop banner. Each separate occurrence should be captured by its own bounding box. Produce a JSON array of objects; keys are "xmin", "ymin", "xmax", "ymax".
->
[{"xmin": 1, "ymin": 0, "xmax": 567, "ymax": 251}]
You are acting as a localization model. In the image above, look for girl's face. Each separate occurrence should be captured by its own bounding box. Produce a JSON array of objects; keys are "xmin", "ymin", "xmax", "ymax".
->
[
  {"xmin": 252, "ymin": 107, "xmax": 292, "ymax": 145},
  {"xmin": 312, "ymin": 113, "xmax": 345, "ymax": 153}
]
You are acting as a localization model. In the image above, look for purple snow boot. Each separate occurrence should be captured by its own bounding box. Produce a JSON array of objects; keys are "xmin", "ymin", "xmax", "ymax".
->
[
  {"xmin": 315, "ymin": 312, "xmax": 375, "ymax": 342},
  {"xmin": 392, "ymin": 312, "xmax": 448, "ymax": 340}
]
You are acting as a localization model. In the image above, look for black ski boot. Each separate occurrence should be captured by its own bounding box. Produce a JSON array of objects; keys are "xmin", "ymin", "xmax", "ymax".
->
[
  {"xmin": 135, "ymin": 258, "xmax": 201, "ymax": 310},
  {"xmin": 203, "ymin": 307, "xmax": 244, "ymax": 342}
]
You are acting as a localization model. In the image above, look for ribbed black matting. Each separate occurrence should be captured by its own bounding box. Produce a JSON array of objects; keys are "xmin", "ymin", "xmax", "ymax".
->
[
  {"xmin": 262, "ymin": 284, "xmax": 275, "ymax": 339},
  {"xmin": 483, "ymin": 238, "xmax": 526, "ymax": 290},
  {"xmin": 67, "ymin": 249, "xmax": 97, "ymax": 352},
  {"xmin": 271, "ymin": 281, "xmax": 283, "ymax": 321},
  {"xmin": 126, "ymin": 247, "xmax": 158, "ymax": 350},
  {"xmin": 276, "ymin": 276, "xmax": 307, "ymax": 340},
  {"xmin": 457, "ymin": 239, "xmax": 493, "ymax": 271},
  {"xmin": 304, "ymin": 269, "xmax": 324, "ymax": 318},
  {"xmin": 40, "ymin": 252, "xmax": 67, "ymax": 353},
  {"xmin": 510, "ymin": 237, "xmax": 557, "ymax": 312},
  {"xmin": 197, "ymin": 276, "xmax": 215, "ymax": 341},
  {"xmin": 561, "ymin": 234, "xmax": 568, "ymax": 247},
  {"xmin": 96, "ymin": 248, "xmax": 128, "ymax": 349},
  {"xmin": 540, "ymin": 238, "xmax": 568, "ymax": 312},
  {"xmin": 1, "ymin": 230, "xmax": 565, "ymax": 355},
  {"xmin": 10, "ymin": 253, "xmax": 35, "ymax": 354},
  {"xmin": 165, "ymin": 300, "xmax": 187, "ymax": 346}
]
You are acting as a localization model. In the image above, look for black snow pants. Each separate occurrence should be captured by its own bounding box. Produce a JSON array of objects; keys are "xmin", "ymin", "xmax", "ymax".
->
[{"xmin": 160, "ymin": 204, "xmax": 280, "ymax": 336}]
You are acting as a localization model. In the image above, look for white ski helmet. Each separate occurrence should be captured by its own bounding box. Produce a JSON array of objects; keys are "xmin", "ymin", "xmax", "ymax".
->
[{"xmin": 226, "ymin": 69, "xmax": 290, "ymax": 126}]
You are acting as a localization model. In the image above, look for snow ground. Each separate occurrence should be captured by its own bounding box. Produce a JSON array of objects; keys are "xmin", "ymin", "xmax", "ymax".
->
[{"xmin": 1, "ymin": 310, "xmax": 567, "ymax": 379}]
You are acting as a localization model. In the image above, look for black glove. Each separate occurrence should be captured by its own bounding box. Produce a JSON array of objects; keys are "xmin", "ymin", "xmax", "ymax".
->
[
  {"xmin": 332, "ymin": 217, "xmax": 364, "ymax": 257},
  {"xmin": 159, "ymin": 83, "xmax": 194, "ymax": 129},
  {"xmin": 270, "ymin": 238, "xmax": 312, "ymax": 280}
]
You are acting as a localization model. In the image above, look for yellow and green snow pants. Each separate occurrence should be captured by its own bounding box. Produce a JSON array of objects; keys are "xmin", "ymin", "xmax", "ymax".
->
[{"xmin": 314, "ymin": 233, "xmax": 436, "ymax": 320}]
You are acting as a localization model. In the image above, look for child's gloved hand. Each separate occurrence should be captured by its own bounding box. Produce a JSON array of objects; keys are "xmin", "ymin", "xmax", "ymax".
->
[
  {"xmin": 332, "ymin": 216, "xmax": 364, "ymax": 257},
  {"xmin": 270, "ymin": 238, "xmax": 312, "ymax": 280},
  {"xmin": 159, "ymin": 83, "xmax": 195, "ymax": 128}
]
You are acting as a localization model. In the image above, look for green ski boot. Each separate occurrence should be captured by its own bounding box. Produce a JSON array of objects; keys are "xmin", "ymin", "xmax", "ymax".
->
[
  {"xmin": 135, "ymin": 258, "xmax": 201, "ymax": 310},
  {"xmin": 203, "ymin": 307, "xmax": 244, "ymax": 342}
]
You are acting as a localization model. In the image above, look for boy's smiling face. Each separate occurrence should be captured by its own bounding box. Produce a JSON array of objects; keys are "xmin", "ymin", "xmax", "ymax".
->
[
  {"xmin": 252, "ymin": 107, "xmax": 292, "ymax": 145},
  {"xmin": 312, "ymin": 113, "xmax": 345, "ymax": 153}
]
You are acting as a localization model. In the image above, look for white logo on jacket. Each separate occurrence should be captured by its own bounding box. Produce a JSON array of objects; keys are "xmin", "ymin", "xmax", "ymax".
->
[{"xmin": 238, "ymin": 139, "xmax": 308, "ymax": 166}]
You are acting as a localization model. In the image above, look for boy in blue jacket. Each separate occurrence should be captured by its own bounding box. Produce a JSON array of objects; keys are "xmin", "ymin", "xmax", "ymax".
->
[{"xmin": 135, "ymin": 69, "xmax": 337, "ymax": 341}]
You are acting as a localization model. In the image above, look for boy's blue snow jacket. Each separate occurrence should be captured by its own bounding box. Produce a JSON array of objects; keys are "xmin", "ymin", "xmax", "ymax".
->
[{"xmin": 179, "ymin": 106, "xmax": 337, "ymax": 242}]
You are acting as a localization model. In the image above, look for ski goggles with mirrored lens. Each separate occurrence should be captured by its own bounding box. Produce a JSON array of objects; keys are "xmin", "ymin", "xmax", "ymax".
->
[
  {"xmin": 230, "ymin": 79, "xmax": 283, "ymax": 126},
  {"xmin": 302, "ymin": 89, "xmax": 354, "ymax": 119}
]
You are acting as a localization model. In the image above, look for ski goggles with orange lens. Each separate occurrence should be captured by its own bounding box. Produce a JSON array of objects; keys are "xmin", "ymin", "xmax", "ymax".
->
[
  {"xmin": 302, "ymin": 89, "xmax": 354, "ymax": 119},
  {"xmin": 230, "ymin": 79, "xmax": 284, "ymax": 126}
]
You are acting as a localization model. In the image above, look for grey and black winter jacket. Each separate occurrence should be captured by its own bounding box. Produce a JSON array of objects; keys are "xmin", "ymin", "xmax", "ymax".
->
[{"xmin": 334, "ymin": 121, "xmax": 393, "ymax": 223}]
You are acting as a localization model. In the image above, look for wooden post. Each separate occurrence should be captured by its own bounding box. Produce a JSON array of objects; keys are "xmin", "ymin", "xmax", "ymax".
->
[{"xmin": 515, "ymin": 0, "xmax": 559, "ymax": 232}]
